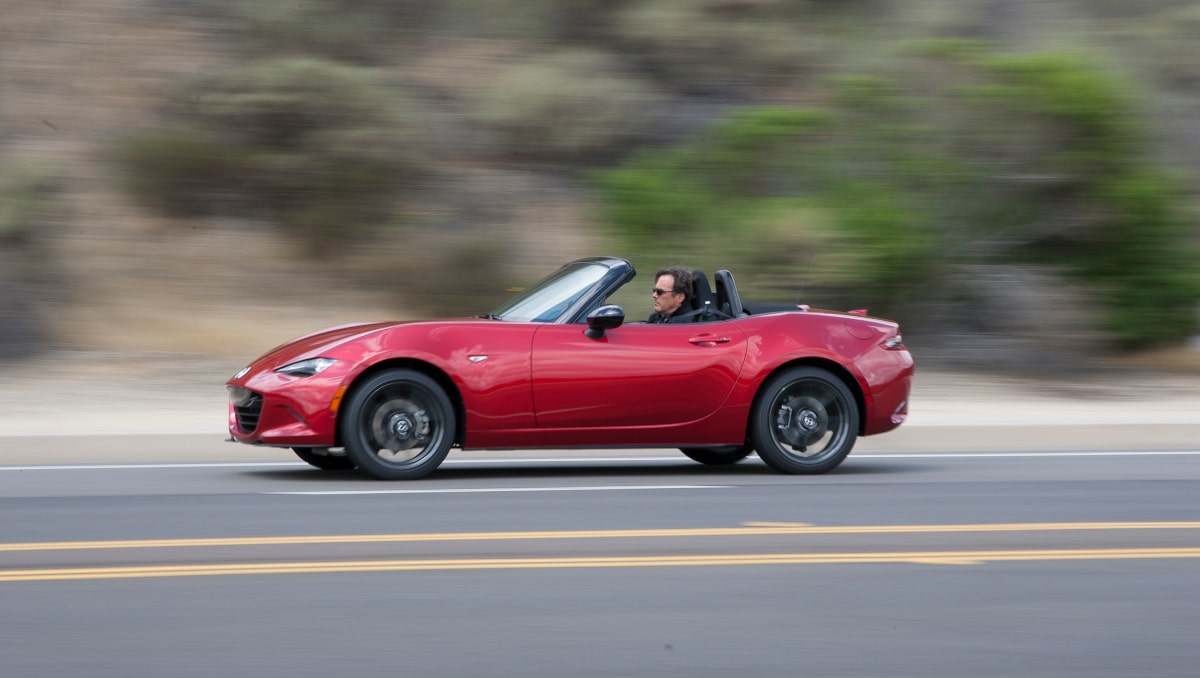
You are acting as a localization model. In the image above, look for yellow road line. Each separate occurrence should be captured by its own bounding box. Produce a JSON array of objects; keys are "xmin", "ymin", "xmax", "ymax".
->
[
  {"xmin": 4, "ymin": 548, "xmax": 1200, "ymax": 582},
  {"xmin": 2, "ymin": 521, "xmax": 1199, "ymax": 553}
]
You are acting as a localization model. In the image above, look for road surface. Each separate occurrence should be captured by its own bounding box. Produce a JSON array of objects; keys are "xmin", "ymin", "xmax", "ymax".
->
[{"xmin": 1, "ymin": 354, "xmax": 1197, "ymax": 677}]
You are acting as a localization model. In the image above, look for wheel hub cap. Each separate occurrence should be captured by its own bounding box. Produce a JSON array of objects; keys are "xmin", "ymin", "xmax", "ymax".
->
[
  {"xmin": 390, "ymin": 413, "xmax": 414, "ymax": 440},
  {"xmin": 776, "ymin": 396, "xmax": 828, "ymax": 449},
  {"xmin": 373, "ymin": 401, "xmax": 431, "ymax": 453}
]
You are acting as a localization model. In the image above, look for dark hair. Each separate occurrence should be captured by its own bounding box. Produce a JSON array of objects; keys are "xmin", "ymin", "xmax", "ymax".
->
[{"xmin": 655, "ymin": 266, "xmax": 695, "ymax": 300}]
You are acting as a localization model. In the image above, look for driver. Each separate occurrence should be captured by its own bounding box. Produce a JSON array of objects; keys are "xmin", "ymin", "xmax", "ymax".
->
[{"xmin": 647, "ymin": 266, "xmax": 697, "ymax": 323}]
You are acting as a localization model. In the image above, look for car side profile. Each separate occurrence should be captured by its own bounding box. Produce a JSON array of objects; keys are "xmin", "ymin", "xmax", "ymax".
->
[{"xmin": 226, "ymin": 257, "xmax": 914, "ymax": 479}]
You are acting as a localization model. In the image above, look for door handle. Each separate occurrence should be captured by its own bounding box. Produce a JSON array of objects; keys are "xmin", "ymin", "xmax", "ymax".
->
[{"xmin": 689, "ymin": 334, "xmax": 731, "ymax": 345}]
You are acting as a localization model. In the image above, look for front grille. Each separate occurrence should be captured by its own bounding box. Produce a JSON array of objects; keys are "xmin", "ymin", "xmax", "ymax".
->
[{"xmin": 234, "ymin": 393, "xmax": 264, "ymax": 433}]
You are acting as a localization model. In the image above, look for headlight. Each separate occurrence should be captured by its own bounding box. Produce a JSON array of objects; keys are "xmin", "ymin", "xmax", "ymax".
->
[
  {"xmin": 227, "ymin": 386, "xmax": 256, "ymax": 407},
  {"xmin": 274, "ymin": 357, "xmax": 338, "ymax": 377}
]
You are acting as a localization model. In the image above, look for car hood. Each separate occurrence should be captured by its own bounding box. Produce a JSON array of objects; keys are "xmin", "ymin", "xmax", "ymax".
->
[{"xmin": 244, "ymin": 321, "xmax": 404, "ymax": 372}]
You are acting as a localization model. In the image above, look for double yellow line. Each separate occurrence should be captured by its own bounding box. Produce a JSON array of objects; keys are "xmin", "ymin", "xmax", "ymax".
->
[
  {"xmin": 4, "ymin": 548, "xmax": 1200, "ymax": 582},
  {"xmin": 3, "ymin": 521, "xmax": 1199, "ymax": 582}
]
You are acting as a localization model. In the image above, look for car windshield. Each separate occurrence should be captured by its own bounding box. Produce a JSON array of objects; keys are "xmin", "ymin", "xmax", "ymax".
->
[{"xmin": 489, "ymin": 261, "xmax": 611, "ymax": 323}]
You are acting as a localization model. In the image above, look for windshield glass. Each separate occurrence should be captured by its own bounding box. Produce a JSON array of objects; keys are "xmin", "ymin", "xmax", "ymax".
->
[{"xmin": 490, "ymin": 261, "xmax": 611, "ymax": 322}]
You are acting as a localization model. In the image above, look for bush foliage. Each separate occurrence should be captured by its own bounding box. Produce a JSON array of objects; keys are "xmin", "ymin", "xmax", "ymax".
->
[
  {"xmin": 0, "ymin": 165, "xmax": 56, "ymax": 243},
  {"xmin": 113, "ymin": 0, "xmax": 1200, "ymax": 350},
  {"xmin": 121, "ymin": 58, "xmax": 418, "ymax": 249},
  {"xmin": 596, "ymin": 46, "xmax": 1200, "ymax": 347},
  {"xmin": 475, "ymin": 50, "xmax": 663, "ymax": 160}
]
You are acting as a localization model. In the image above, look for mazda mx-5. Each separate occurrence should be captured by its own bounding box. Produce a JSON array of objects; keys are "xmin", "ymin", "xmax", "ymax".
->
[{"xmin": 226, "ymin": 257, "xmax": 913, "ymax": 479}]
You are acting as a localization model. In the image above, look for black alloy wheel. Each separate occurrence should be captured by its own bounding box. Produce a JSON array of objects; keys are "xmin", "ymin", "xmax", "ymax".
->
[
  {"xmin": 749, "ymin": 366, "xmax": 859, "ymax": 474},
  {"xmin": 341, "ymin": 368, "xmax": 456, "ymax": 480}
]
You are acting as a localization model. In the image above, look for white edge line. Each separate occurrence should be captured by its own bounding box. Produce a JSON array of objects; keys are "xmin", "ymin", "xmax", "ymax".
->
[
  {"xmin": 0, "ymin": 462, "xmax": 302, "ymax": 471},
  {"xmin": 2, "ymin": 451, "xmax": 1200, "ymax": 472},
  {"xmin": 448, "ymin": 457, "xmax": 697, "ymax": 464},
  {"xmin": 0, "ymin": 459, "xmax": 688, "ymax": 472},
  {"xmin": 854, "ymin": 451, "xmax": 1200, "ymax": 458},
  {"xmin": 268, "ymin": 485, "xmax": 731, "ymax": 496}
]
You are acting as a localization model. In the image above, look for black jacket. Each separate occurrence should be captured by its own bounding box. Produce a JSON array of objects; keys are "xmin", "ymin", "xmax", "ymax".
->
[{"xmin": 646, "ymin": 307, "xmax": 697, "ymax": 324}]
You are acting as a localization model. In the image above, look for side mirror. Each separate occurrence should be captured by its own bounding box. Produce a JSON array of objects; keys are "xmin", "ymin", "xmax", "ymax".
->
[{"xmin": 585, "ymin": 305, "xmax": 625, "ymax": 339}]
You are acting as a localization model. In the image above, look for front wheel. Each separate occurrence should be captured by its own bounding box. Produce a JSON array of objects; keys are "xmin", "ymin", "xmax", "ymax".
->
[
  {"xmin": 680, "ymin": 444, "xmax": 754, "ymax": 466},
  {"xmin": 341, "ymin": 369, "xmax": 456, "ymax": 480},
  {"xmin": 749, "ymin": 367, "xmax": 859, "ymax": 474}
]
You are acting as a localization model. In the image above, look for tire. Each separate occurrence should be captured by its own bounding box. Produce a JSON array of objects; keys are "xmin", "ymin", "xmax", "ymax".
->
[
  {"xmin": 749, "ymin": 367, "xmax": 859, "ymax": 474},
  {"xmin": 680, "ymin": 444, "xmax": 754, "ymax": 466},
  {"xmin": 340, "ymin": 369, "xmax": 456, "ymax": 480},
  {"xmin": 291, "ymin": 447, "xmax": 355, "ymax": 470}
]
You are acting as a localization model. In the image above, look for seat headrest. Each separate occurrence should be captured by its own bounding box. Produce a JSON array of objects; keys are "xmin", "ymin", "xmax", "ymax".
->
[{"xmin": 690, "ymin": 269, "xmax": 715, "ymax": 313}]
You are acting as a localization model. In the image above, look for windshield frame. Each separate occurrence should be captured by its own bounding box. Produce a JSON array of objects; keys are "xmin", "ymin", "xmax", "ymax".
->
[{"xmin": 489, "ymin": 257, "xmax": 635, "ymax": 324}]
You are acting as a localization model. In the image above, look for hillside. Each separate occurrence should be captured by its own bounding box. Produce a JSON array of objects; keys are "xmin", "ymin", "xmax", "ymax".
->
[
  {"xmin": 1, "ymin": 0, "xmax": 608, "ymax": 358},
  {"xmin": 2, "ymin": 0, "xmax": 1198, "ymax": 370}
]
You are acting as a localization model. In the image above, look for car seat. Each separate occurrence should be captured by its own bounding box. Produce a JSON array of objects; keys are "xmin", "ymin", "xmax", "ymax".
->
[
  {"xmin": 689, "ymin": 270, "xmax": 726, "ymax": 321},
  {"xmin": 714, "ymin": 269, "xmax": 744, "ymax": 317}
]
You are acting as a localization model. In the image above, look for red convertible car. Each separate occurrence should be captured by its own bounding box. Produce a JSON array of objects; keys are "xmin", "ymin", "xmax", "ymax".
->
[{"xmin": 227, "ymin": 257, "xmax": 913, "ymax": 479}]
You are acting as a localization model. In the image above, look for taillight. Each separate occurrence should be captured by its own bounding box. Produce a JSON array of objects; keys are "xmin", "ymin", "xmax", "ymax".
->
[{"xmin": 881, "ymin": 334, "xmax": 905, "ymax": 350}]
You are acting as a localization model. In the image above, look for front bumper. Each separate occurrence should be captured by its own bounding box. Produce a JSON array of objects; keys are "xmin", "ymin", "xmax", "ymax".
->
[{"xmin": 226, "ymin": 370, "xmax": 345, "ymax": 447}]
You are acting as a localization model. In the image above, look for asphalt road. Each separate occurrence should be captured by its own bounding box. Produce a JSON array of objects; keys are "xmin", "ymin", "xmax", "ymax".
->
[{"xmin": 2, "ymin": 434, "xmax": 1198, "ymax": 678}]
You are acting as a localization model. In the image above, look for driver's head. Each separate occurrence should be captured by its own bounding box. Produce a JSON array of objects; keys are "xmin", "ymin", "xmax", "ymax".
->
[{"xmin": 652, "ymin": 266, "xmax": 694, "ymax": 317}]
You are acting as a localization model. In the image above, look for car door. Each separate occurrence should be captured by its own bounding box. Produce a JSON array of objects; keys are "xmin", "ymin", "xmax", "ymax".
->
[{"xmin": 529, "ymin": 321, "xmax": 748, "ymax": 429}]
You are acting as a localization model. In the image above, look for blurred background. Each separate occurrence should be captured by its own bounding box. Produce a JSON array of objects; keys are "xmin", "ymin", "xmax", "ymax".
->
[{"xmin": 2, "ymin": 0, "xmax": 1199, "ymax": 374}]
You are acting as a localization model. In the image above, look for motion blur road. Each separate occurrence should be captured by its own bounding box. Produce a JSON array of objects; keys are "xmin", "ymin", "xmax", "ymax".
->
[{"xmin": 1, "ymin": 357, "xmax": 1198, "ymax": 677}]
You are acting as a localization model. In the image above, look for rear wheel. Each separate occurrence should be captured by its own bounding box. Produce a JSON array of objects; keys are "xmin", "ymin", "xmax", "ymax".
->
[
  {"xmin": 292, "ymin": 447, "xmax": 354, "ymax": 470},
  {"xmin": 679, "ymin": 445, "xmax": 754, "ymax": 466},
  {"xmin": 341, "ymin": 369, "xmax": 456, "ymax": 480},
  {"xmin": 749, "ymin": 367, "xmax": 859, "ymax": 474}
]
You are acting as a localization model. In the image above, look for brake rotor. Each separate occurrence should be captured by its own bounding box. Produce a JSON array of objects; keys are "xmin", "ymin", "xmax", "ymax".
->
[
  {"xmin": 775, "ymin": 395, "xmax": 828, "ymax": 450},
  {"xmin": 371, "ymin": 399, "xmax": 431, "ymax": 452}
]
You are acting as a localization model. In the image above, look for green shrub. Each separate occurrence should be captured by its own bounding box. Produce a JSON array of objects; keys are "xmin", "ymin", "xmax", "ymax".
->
[
  {"xmin": 959, "ymin": 52, "xmax": 1200, "ymax": 345},
  {"xmin": 120, "ymin": 126, "xmax": 250, "ymax": 216},
  {"xmin": 120, "ymin": 58, "xmax": 420, "ymax": 250},
  {"xmin": 476, "ymin": 49, "xmax": 662, "ymax": 160},
  {"xmin": 0, "ymin": 166, "xmax": 56, "ymax": 243},
  {"xmin": 595, "ymin": 106, "xmax": 831, "ymax": 252},
  {"xmin": 1084, "ymin": 169, "xmax": 1200, "ymax": 347},
  {"xmin": 595, "ymin": 48, "xmax": 1200, "ymax": 347}
]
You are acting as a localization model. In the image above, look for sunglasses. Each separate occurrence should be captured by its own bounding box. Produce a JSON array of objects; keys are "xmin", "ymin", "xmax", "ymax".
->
[{"xmin": 652, "ymin": 287, "xmax": 679, "ymax": 296}]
